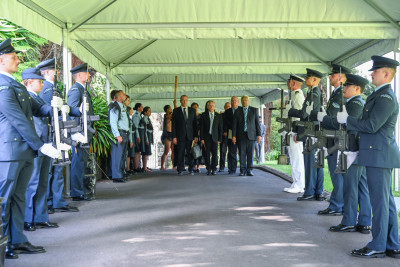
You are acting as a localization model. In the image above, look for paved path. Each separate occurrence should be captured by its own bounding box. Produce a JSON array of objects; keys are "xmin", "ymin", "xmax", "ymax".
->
[{"xmin": 7, "ymin": 169, "xmax": 399, "ymax": 267}]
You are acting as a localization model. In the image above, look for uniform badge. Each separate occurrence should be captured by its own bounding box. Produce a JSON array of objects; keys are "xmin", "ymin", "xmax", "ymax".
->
[
  {"xmin": 380, "ymin": 94, "xmax": 393, "ymax": 101},
  {"xmin": 332, "ymin": 102, "xmax": 340, "ymax": 108}
]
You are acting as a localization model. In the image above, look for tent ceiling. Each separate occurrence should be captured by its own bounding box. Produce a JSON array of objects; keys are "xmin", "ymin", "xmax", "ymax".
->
[{"xmin": 2, "ymin": 0, "xmax": 400, "ymax": 111}]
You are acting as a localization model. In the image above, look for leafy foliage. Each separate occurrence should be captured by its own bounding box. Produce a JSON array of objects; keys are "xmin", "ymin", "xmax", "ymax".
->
[
  {"xmin": 0, "ymin": 18, "xmax": 48, "ymax": 82},
  {"xmin": 89, "ymin": 73, "xmax": 115, "ymax": 159}
]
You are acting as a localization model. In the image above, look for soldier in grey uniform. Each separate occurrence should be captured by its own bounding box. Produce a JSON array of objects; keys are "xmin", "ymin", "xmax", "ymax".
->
[
  {"xmin": 288, "ymin": 69, "xmax": 324, "ymax": 201},
  {"xmin": 318, "ymin": 74, "xmax": 371, "ymax": 234},
  {"xmin": 282, "ymin": 74, "xmax": 305, "ymax": 193},
  {"xmin": 255, "ymin": 116, "xmax": 266, "ymax": 164},
  {"xmin": 337, "ymin": 56, "xmax": 400, "ymax": 258},
  {"xmin": 310, "ymin": 64, "xmax": 349, "ymax": 215},
  {"xmin": 36, "ymin": 58, "xmax": 80, "ymax": 213},
  {"xmin": 0, "ymin": 39, "xmax": 60, "ymax": 259}
]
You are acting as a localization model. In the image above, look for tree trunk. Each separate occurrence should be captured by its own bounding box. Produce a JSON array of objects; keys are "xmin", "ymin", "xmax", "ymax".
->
[{"xmin": 264, "ymin": 102, "xmax": 273, "ymax": 153}]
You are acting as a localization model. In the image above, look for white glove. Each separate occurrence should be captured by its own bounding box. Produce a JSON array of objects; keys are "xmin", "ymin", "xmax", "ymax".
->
[
  {"xmin": 317, "ymin": 107, "xmax": 327, "ymax": 122},
  {"xmin": 51, "ymin": 96, "xmax": 63, "ymax": 109},
  {"xmin": 71, "ymin": 133, "xmax": 87, "ymax": 144},
  {"xmin": 80, "ymin": 102, "xmax": 90, "ymax": 113},
  {"xmin": 279, "ymin": 131, "xmax": 287, "ymax": 137},
  {"xmin": 59, "ymin": 143, "xmax": 71, "ymax": 151},
  {"xmin": 337, "ymin": 105, "xmax": 348, "ymax": 124},
  {"xmin": 282, "ymin": 102, "xmax": 291, "ymax": 118},
  {"xmin": 305, "ymin": 103, "xmax": 313, "ymax": 115},
  {"xmin": 61, "ymin": 105, "xmax": 70, "ymax": 114},
  {"xmin": 39, "ymin": 143, "xmax": 61, "ymax": 159},
  {"xmin": 282, "ymin": 109, "xmax": 289, "ymax": 119},
  {"xmin": 288, "ymin": 131, "xmax": 296, "ymax": 137}
]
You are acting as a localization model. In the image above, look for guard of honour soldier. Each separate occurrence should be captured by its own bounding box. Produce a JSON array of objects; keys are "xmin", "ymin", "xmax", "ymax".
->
[{"xmin": 0, "ymin": 36, "xmax": 400, "ymax": 260}]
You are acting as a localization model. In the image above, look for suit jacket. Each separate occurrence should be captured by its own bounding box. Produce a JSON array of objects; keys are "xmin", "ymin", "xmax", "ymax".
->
[
  {"xmin": 223, "ymin": 107, "xmax": 236, "ymax": 134},
  {"xmin": 0, "ymin": 74, "xmax": 51, "ymax": 161},
  {"xmin": 232, "ymin": 106, "xmax": 261, "ymax": 141},
  {"xmin": 172, "ymin": 106, "xmax": 198, "ymax": 142},
  {"xmin": 347, "ymin": 84, "xmax": 400, "ymax": 168},
  {"xmin": 200, "ymin": 111, "xmax": 223, "ymax": 143}
]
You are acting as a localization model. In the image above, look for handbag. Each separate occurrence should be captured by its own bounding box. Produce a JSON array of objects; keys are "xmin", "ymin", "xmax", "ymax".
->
[{"xmin": 191, "ymin": 141, "xmax": 202, "ymax": 159}]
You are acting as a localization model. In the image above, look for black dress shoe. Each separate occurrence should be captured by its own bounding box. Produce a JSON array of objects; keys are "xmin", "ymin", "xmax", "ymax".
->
[
  {"xmin": 48, "ymin": 205, "xmax": 54, "ymax": 214},
  {"xmin": 239, "ymin": 172, "xmax": 246, "ymax": 176},
  {"xmin": 211, "ymin": 171, "xmax": 216, "ymax": 175},
  {"xmin": 72, "ymin": 195, "xmax": 92, "ymax": 201},
  {"xmin": 297, "ymin": 195, "xmax": 316, "ymax": 201},
  {"xmin": 5, "ymin": 246, "xmax": 18, "ymax": 259},
  {"xmin": 247, "ymin": 170, "xmax": 254, "ymax": 176},
  {"xmin": 54, "ymin": 205, "xmax": 79, "ymax": 212},
  {"xmin": 329, "ymin": 224, "xmax": 356, "ymax": 232},
  {"xmin": 35, "ymin": 221, "xmax": 59, "ymax": 229},
  {"xmin": 351, "ymin": 247, "xmax": 385, "ymax": 258},
  {"xmin": 11, "ymin": 242, "xmax": 46, "ymax": 254},
  {"xmin": 24, "ymin": 222, "xmax": 36, "ymax": 231},
  {"xmin": 386, "ymin": 249, "xmax": 400, "ymax": 258},
  {"xmin": 318, "ymin": 208, "xmax": 343, "ymax": 216},
  {"xmin": 207, "ymin": 171, "xmax": 211, "ymax": 175},
  {"xmin": 113, "ymin": 178, "xmax": 126, "ymax": 183},
  {"xmin": 315, "ymin": 194, "xmax": 326, "ymax": 201},
  {"xmin": 356, "ymin": 225, "xmax": 371, "ymax": 234}
]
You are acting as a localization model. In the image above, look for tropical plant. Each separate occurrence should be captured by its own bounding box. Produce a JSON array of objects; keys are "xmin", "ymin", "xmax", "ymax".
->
[
  {"xmin": 89, "ymin": 73, "xmax": 115, "ymax": 159},
  {"xmin": 0, "ymin": 18, "xmax": 48, "ymax": 81}
]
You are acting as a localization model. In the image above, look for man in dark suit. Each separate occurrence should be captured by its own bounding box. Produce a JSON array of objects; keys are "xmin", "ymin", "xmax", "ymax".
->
[
  {"xmin": 337, "ymin": 56, "xmax": 400, "ymax": 259},
  {"xmin": 200, "ymin": 101, "xmax": 223, "ymax": 175},
  {"xmin": 232, "ymin": 95, "xmax": 261, "ymax": 176},
  {"xmin": 218, "ymin": 101, "xmax": 231, "ymax": 172},
  {"xmin": 172, "ymin": 95, "xmax": 198, "ymax": 175},
  {"xmin": 223, "ymin": 96, "xmax": 239, "ymax": 174}
]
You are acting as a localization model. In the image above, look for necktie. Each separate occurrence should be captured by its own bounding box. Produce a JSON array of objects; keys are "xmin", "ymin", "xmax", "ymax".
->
[
  {"xmin": 244, "ymin": 107, "xmax": 248, "ymax": 132},
  {"xmin": 209, "ymin": 113, "xmax": 214, "ymax": 135},
  {"xmin": 183, "ymin": 108, "xmax": 187, "ymax": 120}
]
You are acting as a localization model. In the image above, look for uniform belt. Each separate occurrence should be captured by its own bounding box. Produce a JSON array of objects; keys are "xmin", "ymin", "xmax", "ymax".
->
[{"xmin": 119, "ymin": 129, "xmax": 129, "ymax": 134}]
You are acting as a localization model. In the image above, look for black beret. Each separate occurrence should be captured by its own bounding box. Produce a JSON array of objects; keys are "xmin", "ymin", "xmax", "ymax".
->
[
  {"xmin": 305, "ymin": 68, "xmax": 324, "ymax": 79},
  {"xmin": 37, "ymin": 58, "xmax": 57, "ymax": 71},
  {"xmin": 330, "ymin": 64, "xmax": 351, "ymax": 75},
  {"xmin": 21, "ymin": 68, "xmax": 45, "ymax": 80},
  {"xmin": 0, "ymin": 38, "xmax": 20, "ymax": 56},
  {"xmin": 369, "ymin": 55, "xmax": 399, "ymax": 71},
  {"xmin": 343, "ymin": 74, "xmax": 369, "ymax": 90},
  {"xmin": 70, "ymin": 63, "xmax": 88, "ymax": 74}
]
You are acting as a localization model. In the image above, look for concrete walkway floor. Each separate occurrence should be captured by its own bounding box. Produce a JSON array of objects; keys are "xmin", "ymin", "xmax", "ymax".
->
[{"xmin": 7, "ymin": 169, "xmax": 399, "ymax": 267}]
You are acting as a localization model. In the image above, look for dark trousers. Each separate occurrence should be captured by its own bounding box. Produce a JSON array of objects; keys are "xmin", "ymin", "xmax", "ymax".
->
[
  {"xmin": 111, "ymin": 131, "xmax": 128, "ymax": 179},
  {"xmin": 237, "ymin": 134, "xmax": 256, "ymax": 174},
  {"xmin": 227, "ymin": 139, "xmax": 238, "ymax": 173},
  {"xmin": 71, "ymin": 146, "xmax": 89, "ymax": 197},
  {"xmin": 47, "ymin": 164, "xmax": 67, "ymax": 208},
  {"xmin": 365, "ymin": 167, "xmax": 400, "ymax": 251},
  {"xmin": 0, "ymin": 160, "xmax": 33, "ymax": 245},
  {"xmin": 303, "ymin": 148, "xmax": 324, "ymax": 196},
  {"xmin": 219, "ymin": 136, "xmax": 228, "ymax": 170},
  {"xmin": 25, "ymin": 155, "xmax": 51, "ymax": 223},
  {"xmin": 204, "ymin": 135, "xmax": 218, "ymax": 171},
  {"xmin": 341, "ymin": 165, "xmax": 371, "ymax": 227},
  {"xmin": 176, "ymin": 139, "xmax": 194, "ymax": 173},
  {"xmin": 327, "ymin": 151, "xmax": 344, "ymax": 212}
]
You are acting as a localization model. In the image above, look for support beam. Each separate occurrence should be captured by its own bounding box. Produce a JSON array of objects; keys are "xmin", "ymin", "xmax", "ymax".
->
[
  {"xmin": 76, "ymin": 40, "xmax": 108, "ymax": 66},
  {"xmin": 17, "ymin": 0, "xmax": 65, "ymax": 28},
  {"xmin": 364, "ymin": 0, "xmax": 400, "ymax": 31},
  {"xmin": 394, "ymin": 51, "xmax": 400, "ymax": 192},
  {"xmin": 115, "ymin": 75, "xmax": 128, "ymax": 88},
  {"xmin": 132, "ymin": 81, "xmax": 286, "ymax": 87},
  {"xmin": 287, "ymin": 40, "xmax": 330, "ymax": 67},
  {"xmin": 129, "ymin": 75, "xmax": 153, "ymax": 88},
  {"xmin": 111, "ymin": 40, "xmax": 157, "ymax": 69},
  {"xmin": 69, "ymin": 0, "xmax": 118, "ymax": 32},
  {"xmin": 333, "ymin": 40, "xmax": 383, "ymax": 64},
  {"xmin": 120, "ymin": 62, "xmax": 331, "ymax": 68}
]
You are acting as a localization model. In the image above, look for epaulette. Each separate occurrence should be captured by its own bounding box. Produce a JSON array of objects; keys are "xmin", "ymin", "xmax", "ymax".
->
[
  {"xmin": 43, "ymin": 88, "xmax": 52, "ymax": 94},
  {"xmin": 332, "ymin": 102, "xmax": 340, "ymax": 108},
  {"xmin": 69, "ymin": 87, "xmax": 79, "ymax": 92},
  {"xmin": 380, "ymin": 94, "xmax": 393, "ymax": 101},
  {"xmin": 353, "ymin": 100, "xmax": 364, "ymax": 107},
  {"xmin": 295, "ymin": 91, "xmax": 299, "ymax": 94},
  {"xmin": 0, "ymin": 86, "xmax": 10, "ymax": 91}
]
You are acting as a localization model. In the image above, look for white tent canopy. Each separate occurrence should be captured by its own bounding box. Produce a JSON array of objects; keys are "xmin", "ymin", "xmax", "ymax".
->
[{"xmin": 2, "ymin": 0, "xmax": 400, "ymax": 111}]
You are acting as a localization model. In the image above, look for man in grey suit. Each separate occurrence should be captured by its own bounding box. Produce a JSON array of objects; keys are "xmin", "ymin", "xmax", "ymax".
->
[
  {"xmin": 255, "ymin": 116, "xmax": 266, "ymax": 164},
  {"xmin": 232, "ymin": 95, "xmax": 261, "ymax": 176}
]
